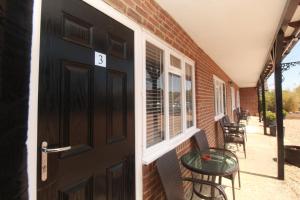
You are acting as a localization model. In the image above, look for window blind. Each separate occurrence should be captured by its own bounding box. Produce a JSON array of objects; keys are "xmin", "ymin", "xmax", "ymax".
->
[
  {"xmin": 146, "ymin": 42, "xmax": 165, "ymax": 147},
  {"xmin": 185, "ymin": 63, "xmax": 193, "ymax": 128},
  {"xmin": 169, "ymin": 73, "xmax": 182, "ymax": 138}
]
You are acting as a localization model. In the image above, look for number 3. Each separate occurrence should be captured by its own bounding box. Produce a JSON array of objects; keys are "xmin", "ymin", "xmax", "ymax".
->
[{"xmin": 98, "ymin": 55, "xmax": 103, "ymax": 64}]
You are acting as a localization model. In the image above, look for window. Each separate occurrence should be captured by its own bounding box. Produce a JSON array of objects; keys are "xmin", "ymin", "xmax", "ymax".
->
[
  {"xmin": 231, "ymin": 87, "xmax": 236, "ymax": 111},
  {"xmin": 169, "ymin": 73, "xmax": 182, "ymax": 138},
  {"xmin": 170, "ymin": 55, "xmax": 181, "ymax": 69},
  {"xmin": 185, "ymin": 63, "xmax": 194, "ymax": 128},
  {"xmin": 146, "ymin": 42, "xmax": 165, "ymax": 147},
  {"xmin": 214, "ymin": 76, "xmax": 226, "ymax": 118},
  {"xmin": 143, "ymin": 34, "xmax": 197, "ymax": 163},
  {"xmin": 236, "ymin": 90, "xmax": 240, "ymax": 108}
]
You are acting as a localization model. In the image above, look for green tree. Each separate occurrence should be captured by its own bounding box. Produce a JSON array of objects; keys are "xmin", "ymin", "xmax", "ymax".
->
[
  {"xmin": 294, "ymin": 86, "xmax": 300, "ymax": 111},
  {"xmin": 265, "ymin": 91, "xmax": 275, "ymax": 112},
  {"xmin": 264, "ymin": 89, "xmax": 298, "ymax": 112},
  {"xmin": 283, "ymin": 90, "xmax": 298, "ymax": 112}
]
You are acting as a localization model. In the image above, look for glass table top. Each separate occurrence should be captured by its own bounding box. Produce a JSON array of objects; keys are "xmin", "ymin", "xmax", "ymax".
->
[
  {"xmin": 224, "ymin": 122, "xmax": 246, "ymax": 127},
  {"xmin": 181, "ymin": 149, "xmax": 238, "ymax": 176}
]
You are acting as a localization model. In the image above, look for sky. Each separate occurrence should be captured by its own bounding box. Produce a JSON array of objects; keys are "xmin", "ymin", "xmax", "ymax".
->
[{"xmin": 267, "ymin": 41, "xmax": 300, "ymax": 91}]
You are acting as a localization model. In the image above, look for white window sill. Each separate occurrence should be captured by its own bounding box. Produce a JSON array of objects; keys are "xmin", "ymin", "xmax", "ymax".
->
[
  {"xmin": 214, "ymin": 113, "xmax": 224, "ymax": 121},
  {"xmin": 142, "ymin": 128, "xmax": 200, "ymax": 165}
]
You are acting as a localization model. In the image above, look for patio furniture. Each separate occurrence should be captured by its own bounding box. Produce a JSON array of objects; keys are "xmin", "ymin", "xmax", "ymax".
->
[
  {"xmin": 194, "ymin": 130, "xmax": 241, "ymax": 200},
  {"xmin": 157, "ymin": 149, "xmax": 228, "ymax": 200},
  {"xmin": 236, "ymin": 108, "xmax": 249, "ymax": 124},
  {"xmin": 219, "ymin": 118, "xmax": 247, "ymax": 158},
  {"xmin": 285, "ymin": 145, "xmax": 300, "ymax": 167},
  {"xmin": 181, "ymin": 149, "xmax": 238, "ymax": 200},
  {"xmin": 223, "ymin": 115, "xmax": 247, "ymax": 141}
]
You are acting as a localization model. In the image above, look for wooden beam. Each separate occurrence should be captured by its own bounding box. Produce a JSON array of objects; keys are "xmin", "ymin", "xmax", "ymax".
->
[
  {"xmin": 274, "ymin": 30, "xmax": 285, "ymax": 180},
  {"xmin": 259, "ymin": 0, "xmax": 298, "ymax": 84},
  {"xmin": 284, "ymin": 35, "xmax": 295, "ymax": 42},
  {"xmin": 281, "ymin": 0, "xmax": 300, "ymax": 32},
  {"xmin": 257, "ymin": 83, "xmax": 261, "ymax": 122},
  {"xmin": 261, "ymin": 77, "xmax": 267, "ymax": 135},
  {"xmin": 288, "ymin": 20, "xmax": 300, "ymax": 28}
]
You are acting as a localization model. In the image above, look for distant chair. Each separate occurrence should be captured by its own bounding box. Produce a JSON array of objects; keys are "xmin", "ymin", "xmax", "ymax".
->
[
  {"xmin": 219, "ymin": 117, "xmax": 247, "ymax": 158},
  {"xmin": 156, "ymin": 149, "xmax": 228, "ymax": 200},
  {"xmin": 223, "ymin": 114, "xmax": 247, "ymax": 141},
  {"xmin": 236, "ymin": 108, "xmax": 249, "ymax": 124},
  {"xmin": 194, "ymin": 130, "xmax": 241, "ymax": 200}
]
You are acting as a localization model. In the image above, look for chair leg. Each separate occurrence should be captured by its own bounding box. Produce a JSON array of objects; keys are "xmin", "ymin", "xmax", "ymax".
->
[
  {"xmin": 190, "ymin": 188, "xmax": 194, "ymax": 200},
  {"xmin": 211, "ymin": 176, "xmax": 217, "ymax": 198},
  {"xmin": 232, "ymin": 177, "xmax": 236, "ymax": 200},
  {"xmin": 243, "ymin": 142, "xmax": 246, "ymax": 158},
  {"xmin": 199, "ymin": 174, "xmax": 204, "ymax": 192},
  {"xmin": 219, "ymin": 176, "xmax": 222, "ymax": 185},
  {"xmin": 238, "ymin": 170, "xmax": 241, "ymax": 189}
]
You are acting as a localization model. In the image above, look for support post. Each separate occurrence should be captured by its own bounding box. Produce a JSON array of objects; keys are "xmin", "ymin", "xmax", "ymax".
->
[
  {"xmin": 261, "ymin": 77, "xmax": 267, "ymax": 135},
  {"xmin": 274, "ymin": 30, "xmax": 285, "ymax": 180},
  {"xmin": 257, "ymin": 83, "xmax": 261, "ymax": 122}
]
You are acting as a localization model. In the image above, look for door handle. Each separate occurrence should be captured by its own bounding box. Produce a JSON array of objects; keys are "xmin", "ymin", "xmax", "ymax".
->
[
  {"xmin": 41, "ymin": 142, "xmax": 71, "ymax": 153},
  {"xmin": 41, "ymin": 141, "xmax": 71, "ymax": 182}
]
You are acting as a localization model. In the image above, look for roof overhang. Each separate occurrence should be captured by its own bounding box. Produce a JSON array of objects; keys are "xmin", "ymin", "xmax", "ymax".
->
[
  {"xmin": 155, "ymin": 0, "xmax": 296, "ymax": 87},
  {"xmin": 260, "ymin": 1, "xmax": 300, "ymax": 80}
]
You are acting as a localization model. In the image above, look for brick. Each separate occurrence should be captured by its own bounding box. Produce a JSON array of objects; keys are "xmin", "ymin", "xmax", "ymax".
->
[
  {"xmin": 240, "ymin": 87, "xmax": 258, "ymax": 116},
  {"xmin": 136, "ymin": 6, "xmax": 148, "ymax": 18},
  {"xmin": 103, "ymin": 0, "xmax": 241, "ymax": 199},
  {"xmin": 127, "ymin": 8, "xmax": 142, "ymax": 23}
]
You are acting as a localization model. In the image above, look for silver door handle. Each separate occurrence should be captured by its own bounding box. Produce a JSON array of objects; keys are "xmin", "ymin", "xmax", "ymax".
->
[
  {"xmin": 41, "ymin": 141, "xmax": 71, "ymax": 182},
  {"xmin": 41, "ymin": 142, "xmax": 71, "ymax": 153}
]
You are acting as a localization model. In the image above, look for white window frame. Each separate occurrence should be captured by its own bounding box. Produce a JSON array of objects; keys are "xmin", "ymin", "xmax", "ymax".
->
[
  {"xmin": 142, "ymin": 32, "xmax": 198, "ymax": 164},
  {"xmin": 213, "ymin": 75, "xmax": 226, "ymax": 121},
  {"xmin": 231, "ymin": 86, "xmax": 236, "ymax": 111},
  {"xmin": 236, "ymin": 90, "xmax": 240, "ymax": 108}
]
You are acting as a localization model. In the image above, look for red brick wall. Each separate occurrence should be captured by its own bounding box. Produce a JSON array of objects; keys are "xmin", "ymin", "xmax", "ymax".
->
[
  {"xmin": 103, "ymin": 0, "xmax": 239, "ymax": 199},
  {"xmin": 240, "ymin": 87, "xmax": 258, "ymax": 116}
]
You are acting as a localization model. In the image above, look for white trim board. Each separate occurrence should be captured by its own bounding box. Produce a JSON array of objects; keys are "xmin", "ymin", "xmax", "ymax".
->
[{"xmin": 27, "ymin": 0, "xmax": 143, "ymax": 199}]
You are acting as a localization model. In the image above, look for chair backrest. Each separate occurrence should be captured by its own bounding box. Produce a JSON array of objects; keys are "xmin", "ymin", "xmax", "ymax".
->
[
  {"xmin": 218, "ymin": 117, "xmax": 229, "ymax": 140},
  {"xmin": 233, "ymin": 109, "xmax": 240, "ymax": 123},
  {"xmin": 194, "ymin": 130, "xmax": 209, "ymax": 151},
  {"xmin": 156, "ymin": 149, "xmax": 185, "ymax": 200},
  {"xmin": 224, "ymin": 115, "xmax": 231, "ymax": 124}
]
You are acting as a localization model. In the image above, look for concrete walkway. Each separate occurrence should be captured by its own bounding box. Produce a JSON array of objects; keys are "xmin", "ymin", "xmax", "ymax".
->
[{"xmin": 221, "ymin": 117, "xmax": 300, "ymax": 200}]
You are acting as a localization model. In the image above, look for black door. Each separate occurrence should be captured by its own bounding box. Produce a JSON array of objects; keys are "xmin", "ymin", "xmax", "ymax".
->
[{"xmin": 37, "ymin": 0, "xmax": 135, "ymax": 199}]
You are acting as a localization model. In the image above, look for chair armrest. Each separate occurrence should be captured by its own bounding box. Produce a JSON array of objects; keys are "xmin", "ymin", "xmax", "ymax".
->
[{"xmin": 182, "ymin": 177, "xmax": 228, "ymax": 200}]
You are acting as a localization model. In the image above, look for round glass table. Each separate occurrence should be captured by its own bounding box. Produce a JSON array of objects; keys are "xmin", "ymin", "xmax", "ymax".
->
[{"xmin": 181, "ymin": 149, "xmax": 238, "ymax": 176}]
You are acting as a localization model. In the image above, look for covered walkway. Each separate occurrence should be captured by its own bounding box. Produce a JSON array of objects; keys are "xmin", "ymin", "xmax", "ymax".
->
[{"xmin": 221, "ymin": 117, "xmax": 299, "ymax": 200}]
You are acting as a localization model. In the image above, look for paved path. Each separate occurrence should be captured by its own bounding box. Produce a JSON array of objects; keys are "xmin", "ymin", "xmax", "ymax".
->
[{"xmin": 224, "ymin": 117, "xmax": 299, "ymax": 200}]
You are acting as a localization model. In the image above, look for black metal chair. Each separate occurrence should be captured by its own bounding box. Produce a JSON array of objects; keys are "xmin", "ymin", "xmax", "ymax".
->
[
  {"xmin": 235, "ymin": 108, "xmax": 249, "ymax": 124},
  {"xmin": 223, "ymin": 114, "xmax": 247, "ymax": 141},
  {"xmin": 156, "ymin": 149, "xmax": 228, "ymax": 200},
  {"xmin": 219, "ymin": 117, "xmax": 247, "ymax": 158},
  {"xmin": 194, "ymin": 130, "xmax": 241, "ymax": 200}
]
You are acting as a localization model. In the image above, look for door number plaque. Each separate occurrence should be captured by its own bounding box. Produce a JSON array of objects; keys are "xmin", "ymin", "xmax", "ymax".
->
[{"xmin": 95, "ymin": 51, "xmax": 106, "ymax": 67}]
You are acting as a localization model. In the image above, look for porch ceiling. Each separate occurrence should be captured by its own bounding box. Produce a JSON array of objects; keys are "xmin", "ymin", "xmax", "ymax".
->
[{"xmin": 155, "ymin": 0, "xmax": 289, "ymax": 87}]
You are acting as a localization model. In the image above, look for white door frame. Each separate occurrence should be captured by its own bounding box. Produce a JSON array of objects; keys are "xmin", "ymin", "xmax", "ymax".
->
[{"xmin": 27, "ymin": 0, "xmax": 143, "ymax": 199}]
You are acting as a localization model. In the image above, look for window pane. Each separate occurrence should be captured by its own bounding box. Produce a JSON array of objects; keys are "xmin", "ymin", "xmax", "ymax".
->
[
  {"xmin": 223, "ymin": 84, "xmax": 226, "ymax": 114},
  {"xmin": 170, "ymin": 55, "xmax": 181, "ymax": 69},
  {"xmin": 214, "ymin": 78, "xmax": 226, "ymax": 116},
  {"xmin": 146, "ymin": 42, "xmax": 164, "ymax": 147},
  {"xmin": 169, "ymin": 73, "xmax": 182, "ymax": 138},
  {"xmin": 214, "ymin": 82, "xmax": 218, "ymax": 115},
  {"xmin": 185, "ymin": 64, "xmax": 193, "ymax": 128}
]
